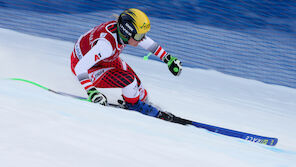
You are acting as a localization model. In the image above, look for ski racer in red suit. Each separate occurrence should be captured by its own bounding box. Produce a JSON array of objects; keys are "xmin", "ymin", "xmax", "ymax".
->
[{"xmin": 70, "ymin": 8, "xmax": 182, "ymax": 120}]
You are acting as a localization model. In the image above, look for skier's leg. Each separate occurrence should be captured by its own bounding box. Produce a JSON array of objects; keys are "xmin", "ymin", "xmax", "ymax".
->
[
  {"xmin": 123, "ymin": 60, "xmax": 148, "ymax": 102},
  {"xmin": 91, "ymin": 68, "xmax": 135, "ymax": 88},
  {"xmin": 122, "ymin": 78, "xmax": 159, "ymax": 117}
]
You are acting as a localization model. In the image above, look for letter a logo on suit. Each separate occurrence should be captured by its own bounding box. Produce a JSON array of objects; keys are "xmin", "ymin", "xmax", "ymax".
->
[{"xmin": 95, "ymin": 53, "xmax": 101, "ymax": 61}]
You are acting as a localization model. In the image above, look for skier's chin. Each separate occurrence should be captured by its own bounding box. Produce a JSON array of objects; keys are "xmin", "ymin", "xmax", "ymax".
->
[{"xmin": 128, "ymin": 38, "xmax": 140, "ymax": 47}]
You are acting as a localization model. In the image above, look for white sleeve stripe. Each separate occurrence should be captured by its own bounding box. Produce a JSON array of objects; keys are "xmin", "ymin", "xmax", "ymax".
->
[
  {"xmin": 81, "ymin": 82, "xmax": 92, "ymax": 87},
  {"xmin": 157, "ymin": 49, "xmax": 164, "ymax": 57}
]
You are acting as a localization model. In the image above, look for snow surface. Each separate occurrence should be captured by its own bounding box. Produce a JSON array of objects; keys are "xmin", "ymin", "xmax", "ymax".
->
[{"xmin": 0, "ymin": 28, "xmax": 296, "ymax": 167}]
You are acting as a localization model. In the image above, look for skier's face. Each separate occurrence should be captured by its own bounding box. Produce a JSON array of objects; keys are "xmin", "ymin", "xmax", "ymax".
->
[{"xmin": 128, "ymin": 38, "xmax": 141, "ymax": 47}]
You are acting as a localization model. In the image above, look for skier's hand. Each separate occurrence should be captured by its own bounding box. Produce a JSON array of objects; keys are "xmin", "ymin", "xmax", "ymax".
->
[
  {"xmin": 87, "ymin": 88, "xmax": 108, "ymax": 106},
  {"xmin": 162, "ymin": 54, "xmax": 182, "ymax": 76}
]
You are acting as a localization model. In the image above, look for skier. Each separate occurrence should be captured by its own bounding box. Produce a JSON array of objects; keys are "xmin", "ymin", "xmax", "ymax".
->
[{"xmin": 70, "ymin": 8, "xmax": 182, "ymax": 120}]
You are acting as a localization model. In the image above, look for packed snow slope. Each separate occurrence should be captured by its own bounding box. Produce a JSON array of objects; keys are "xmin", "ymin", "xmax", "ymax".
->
[{"xmin": 0, "ymin": 28, "xmax": 296, "ymax": 167}]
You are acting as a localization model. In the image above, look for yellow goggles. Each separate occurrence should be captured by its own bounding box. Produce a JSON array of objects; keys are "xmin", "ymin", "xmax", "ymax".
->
[{"xmin": 133, "ymin": 33, "xmax": 146, "ymax": 41}]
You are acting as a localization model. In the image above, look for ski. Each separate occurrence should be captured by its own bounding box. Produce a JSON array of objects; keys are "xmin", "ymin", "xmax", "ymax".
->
[
  {"xmin": 191, "ymin": 121, "xmax": 277, "ymax": 146},
  {"xmin": 169, "ymin": 116, "xmax": 277, "ymax": 146},
  {"xmin": 157, "ymin": 112, "xmax": 277, "ymax": 146},
  {"xmin": 10, "ymin": 78, "xmax": 278, "ymax": 146}
]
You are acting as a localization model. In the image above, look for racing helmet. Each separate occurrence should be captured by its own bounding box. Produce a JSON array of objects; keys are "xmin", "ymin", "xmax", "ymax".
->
[{"xmin": 117, "ymin": 8, "xmax": 151, "ymax": 43}]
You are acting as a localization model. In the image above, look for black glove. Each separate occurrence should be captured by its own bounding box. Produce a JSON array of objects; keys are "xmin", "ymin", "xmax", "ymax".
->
[
  {"xmin": 162, "ymin": 54, "xmax": 182, "ymax": 76},
  {"xmin": 87, "ymin": 88, "xmax": 108, "ymax": 106}
]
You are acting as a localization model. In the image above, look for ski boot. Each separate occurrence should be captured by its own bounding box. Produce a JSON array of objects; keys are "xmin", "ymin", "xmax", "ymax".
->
[
  {"xmin": 157, "ymin": 111, "xmax": 175, "ymax": 122},
  {"xmin": 158, "ymin": 111, "xmax": 192, "ymax": 125},
  {"xmin": 125, "ymin": 100, "xmax": 159, "ymax": 117}
]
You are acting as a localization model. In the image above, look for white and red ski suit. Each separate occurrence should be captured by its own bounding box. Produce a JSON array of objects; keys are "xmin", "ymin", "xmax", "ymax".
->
[{"xmin": 71, "ymin": 21, "xmax": 168, "ymax": 103}]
